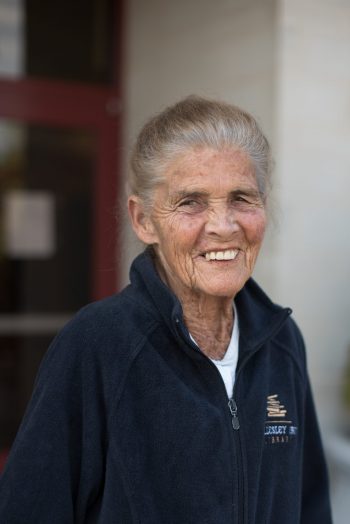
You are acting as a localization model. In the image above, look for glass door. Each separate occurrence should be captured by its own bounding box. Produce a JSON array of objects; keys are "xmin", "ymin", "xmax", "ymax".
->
[{"xmin": 0, "ymin": 0, "xmax": 123, "ymax": 455}]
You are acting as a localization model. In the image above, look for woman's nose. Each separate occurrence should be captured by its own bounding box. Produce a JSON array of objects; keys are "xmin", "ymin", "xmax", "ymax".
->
[{"xmin": 204, "ymin": 205, "xmax": 240, "ymax": 237}]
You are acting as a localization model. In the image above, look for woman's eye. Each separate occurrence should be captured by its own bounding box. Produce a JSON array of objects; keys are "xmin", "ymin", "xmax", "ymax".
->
[
  {"xmin": 179, "ymin": 199, "xmax": 200, "ymax": 207},
  {"xmin": 177, "ymin": 198, "xmax": 206, "ymax": 213},
  {"xmin": 231, "ymin": 194, "xmax": 264, "ymax": 209},
  {"xmin": 232, "ymin": 195, "xmax": 249, "ymax": 204}
]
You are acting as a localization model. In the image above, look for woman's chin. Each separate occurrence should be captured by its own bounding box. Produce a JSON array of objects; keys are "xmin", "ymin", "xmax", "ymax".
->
[
  {"xmin": 193, "ymin": 277, "xmax": 246, "ymax": 300},
  {"xmin": 191, "ymin": 261, "xmax": 250, "ymax": 299}
]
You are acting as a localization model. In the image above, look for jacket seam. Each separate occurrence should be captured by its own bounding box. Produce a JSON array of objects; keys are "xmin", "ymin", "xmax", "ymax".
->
[
  {"xmin": 270, "ymin": 339, "xmax": 306, "ymax": 381},
  {"xmin": 106, "ymin": 319, "xmax": 161, "ymax": 429}
]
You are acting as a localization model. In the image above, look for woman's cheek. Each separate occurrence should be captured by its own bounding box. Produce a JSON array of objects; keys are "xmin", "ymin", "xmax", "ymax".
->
[
  {"xmin": 244, "ymin": 210, "xmax": 267, "ymax": 244},
  {"xmin": 171, "ymin": 214, "xmax": 204, "ymax": 242}
]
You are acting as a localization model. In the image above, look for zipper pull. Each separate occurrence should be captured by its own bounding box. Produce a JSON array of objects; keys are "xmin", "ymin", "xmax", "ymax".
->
[{"xmin": 228, "ymin": 398, "xmax": 240, "ymax": 430}]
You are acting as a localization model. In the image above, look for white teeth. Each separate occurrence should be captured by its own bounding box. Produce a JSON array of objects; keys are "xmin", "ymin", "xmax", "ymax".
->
[{"xmin": 204, "ymin": 250, "xmax": 238, "ymax": 261}]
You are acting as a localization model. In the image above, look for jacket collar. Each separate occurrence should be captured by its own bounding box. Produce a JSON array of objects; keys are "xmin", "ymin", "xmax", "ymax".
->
[{"xmin": 129, "ymin": 248, "xmax": 291, "ymax": 353}]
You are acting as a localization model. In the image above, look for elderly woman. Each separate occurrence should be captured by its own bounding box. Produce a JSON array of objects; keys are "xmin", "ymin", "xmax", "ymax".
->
[{"xmin": 0, "ymin": 96, "xmax": 332, "ymax": 523}]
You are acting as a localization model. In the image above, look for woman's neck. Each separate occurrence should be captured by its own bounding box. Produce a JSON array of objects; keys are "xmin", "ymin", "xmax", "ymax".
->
[
  {"xmin": 181, "ymin": 292, "xmax": 234, "ymax": 360},
  {"xmin": 154, "ymin": 255, "xmax": 235, "ymax": 359}
]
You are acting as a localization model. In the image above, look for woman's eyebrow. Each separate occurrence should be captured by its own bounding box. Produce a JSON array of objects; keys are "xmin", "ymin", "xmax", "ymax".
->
[
  {"xmin": 170, "ymin": 189, "xmax": 209, "ymax": 200},
  {"xmin": 169, "ymin": 186, "xmax": 261, "ymax": 202},
  {"xmin": 230, "ymin": 188, "xmax": 262, "ymax": 199},
  {"xmin": 170, "ymin": 187, "xmax": 261, "ymax": 200}
]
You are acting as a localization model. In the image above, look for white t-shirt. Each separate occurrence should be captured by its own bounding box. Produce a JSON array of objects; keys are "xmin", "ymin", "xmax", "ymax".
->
[{"xmin": 190, "ymin": 303, "xmax": 239, "ymax": 399}]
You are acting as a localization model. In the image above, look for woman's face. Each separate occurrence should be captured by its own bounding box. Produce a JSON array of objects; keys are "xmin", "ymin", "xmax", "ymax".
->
[{"xmin": 132, "ymin": 147, "xmax": 267, "ymax": 300}]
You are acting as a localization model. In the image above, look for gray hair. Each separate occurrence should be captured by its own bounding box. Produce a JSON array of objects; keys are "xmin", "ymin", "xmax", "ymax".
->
[{"xmin": 129, "ymin": 95, "xmax": 272, "ymax": 211}]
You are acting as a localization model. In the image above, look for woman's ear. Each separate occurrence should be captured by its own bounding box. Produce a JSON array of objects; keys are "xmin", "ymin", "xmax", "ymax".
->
[{"xmin": 128, "ymin": 195, "xmax": 158, "ymax": 245}]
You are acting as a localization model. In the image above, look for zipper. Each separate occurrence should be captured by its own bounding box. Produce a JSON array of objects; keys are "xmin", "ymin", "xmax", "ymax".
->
[
  {"xmin": 228, "ymin": 395, "xmax": 244, "ymax": 523},
  {"xmin": 228, "ymin": 398, "xmax": 240, "ymax": 430},
  {"xmin": 175, "ymin": 318, "xmax": 245, "ymax": 522}
]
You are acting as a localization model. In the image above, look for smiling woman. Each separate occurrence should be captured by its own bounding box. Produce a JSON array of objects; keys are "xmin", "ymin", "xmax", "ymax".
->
[
  {"xmin": 128, "ymin": 99, "xmax": 269, "ymax": 361},
  {"xmin": 0, "ymin": 96, "xmax": 332, "ymax": 523},
  {"xmin": 129, "ymin": 145, "xmax": 266, "ymax": 358}
]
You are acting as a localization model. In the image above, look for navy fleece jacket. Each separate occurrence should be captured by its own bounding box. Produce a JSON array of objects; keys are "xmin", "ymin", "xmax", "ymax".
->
[{"xmin": 0, "ymin": 250, "xmax": 332, "ymax": 523}]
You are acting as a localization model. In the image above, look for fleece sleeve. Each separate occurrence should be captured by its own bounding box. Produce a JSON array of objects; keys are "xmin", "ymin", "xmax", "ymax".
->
[
  {"xmin": 0, "ymin": 326, "xmax": 106, "ymax": 523},
  {"xmin": 300, "ymin": 376, "xmax": 333, "ymax": 523}
]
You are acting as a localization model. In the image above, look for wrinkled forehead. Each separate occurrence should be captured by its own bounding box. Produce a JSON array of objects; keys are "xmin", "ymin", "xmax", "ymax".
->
[{"xmin": 162, "ymin": 146, "xmax": 257, "ymax": 190}]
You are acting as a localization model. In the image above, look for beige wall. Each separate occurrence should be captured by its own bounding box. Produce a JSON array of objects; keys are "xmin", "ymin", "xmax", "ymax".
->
[{"xmin": 274, "ymin": 0, "xmax": 350, "ymax": 432}]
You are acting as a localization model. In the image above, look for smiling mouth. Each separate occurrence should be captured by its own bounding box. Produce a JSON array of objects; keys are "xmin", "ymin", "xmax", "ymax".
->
[{"xmin": 203, "ymin": 249, "xmax": 239, "ymax": 261}]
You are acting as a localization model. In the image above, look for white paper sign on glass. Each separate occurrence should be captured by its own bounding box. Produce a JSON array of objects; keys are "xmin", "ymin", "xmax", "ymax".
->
[{"xmin": 3, "ymin": 190, "xmax": 56, "ymax": 258}]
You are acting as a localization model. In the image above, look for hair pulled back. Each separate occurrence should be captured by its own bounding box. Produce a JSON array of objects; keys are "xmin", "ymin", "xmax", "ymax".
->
[{"xmin": 130, "ymin": 95, "xmax": 271, "ymax": 210}]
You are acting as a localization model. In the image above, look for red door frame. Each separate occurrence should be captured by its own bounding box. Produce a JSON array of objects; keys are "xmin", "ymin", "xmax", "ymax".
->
[
  {"xmin": 0, "ymin": 2, "xmax": 123, "ymax": 300},
  {"xmin": 0, "ymin": 78, "xmax": 121, "ymax": 299}
]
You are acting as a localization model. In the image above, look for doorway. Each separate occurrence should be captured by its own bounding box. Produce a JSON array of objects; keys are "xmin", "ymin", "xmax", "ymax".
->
[{"xmin": 0, "ymin": 0, "xmax": 123, "ymax": 453}]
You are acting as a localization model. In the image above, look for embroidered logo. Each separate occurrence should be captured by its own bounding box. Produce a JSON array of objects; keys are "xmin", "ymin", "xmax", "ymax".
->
[
  {"xmin": 264, "ymin": 394, "xmax": 298, "ymax": 444},
  {"xmin": 267, "ymin": 394, "xmax": 287, "ymax": 418}
]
